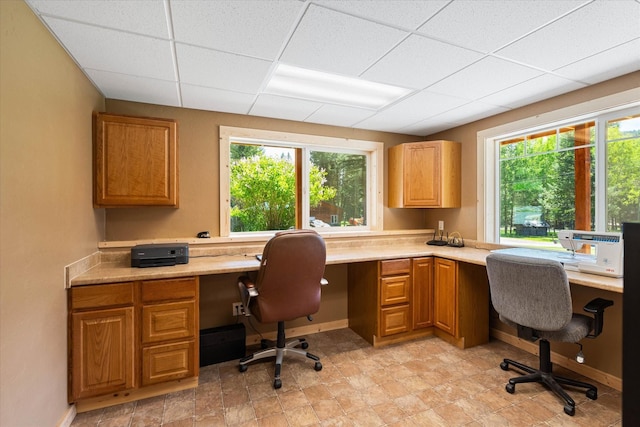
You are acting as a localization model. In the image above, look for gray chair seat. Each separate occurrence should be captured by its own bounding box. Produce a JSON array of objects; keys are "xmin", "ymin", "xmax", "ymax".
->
[{"xmin": 499, "ymin": 313, "xmax": 593, "ymax": 343}]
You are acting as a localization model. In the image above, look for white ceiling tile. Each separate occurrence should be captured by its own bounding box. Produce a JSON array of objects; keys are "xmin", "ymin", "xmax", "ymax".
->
[
  {"xmin": 555, "ymin": 38, "xmax": 640, "ymax": 84},
  {"xmin": 428, "ymin": 101, "xmax": 510, "ymax": 124},
  {"xmin": 397, "ymin": 120, "xmax": 461, "ymax": 137},
  {"xmin": 176, "ymin": 44, "xmax": 272, "ymax": 93},
  {"xmin": 281, "ymin": 4, "xmax": 409, "ymax": 76},
  {"xmin": 181, "ymin": 84, "xmax": 255, "ymax": 115},
  {"xmin": 86, "ymin": 69, "xmax": 180, "ymax": 106},
  {"xmin": 314, "ymin": 0, "xmax": 448, "ymax": 30},
  {"xmin": 27, "ymin": 0, "xmax": 170, "ymax": 38},
  {"xmin": 417, "ymin": 0, "xmax": 589, "ymax": 53},
  {"xmin": 362, "ymin": 35, "xmax": 484, "ymax": 89},
  {"xmin": 305, "ymin": 104, "xmax": 376, "ymax": 128},
  {"xmin": 481, "ymin": 74, "xmax": 587, "ymax": 109},
  {"xmin": 170, "ymin": 0, "xmax": 303, "ymax": 60},
  {"xmin": 42, "ymin": 17, "xmax": 175, "ymax": 81},
  {"xmin": 427, "ymin": 56, "xmax": 543, "ymax": 100},
  {"xmin": 250, "ymin": 94, "xmax": 322, "ymax": 122},
  {"xmin": 355, "ymin": 90, "xmax": 470, "ymax": 131},
  {"xmin": 496, "ymin": 1, "xmax": 640, "ymax": 70}
]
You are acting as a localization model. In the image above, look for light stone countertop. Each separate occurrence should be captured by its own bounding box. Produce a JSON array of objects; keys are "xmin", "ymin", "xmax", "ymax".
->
[{"xmin": 70, "ymin": 240, "xmax": 622, "ymax": 293}]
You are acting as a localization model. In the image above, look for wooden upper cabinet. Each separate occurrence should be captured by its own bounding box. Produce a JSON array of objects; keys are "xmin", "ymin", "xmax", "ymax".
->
[
  {"xmin": 388, "ymin": 140, "xmax": 461, "ymax": 208},
  {"xmin": 94, "ymin": 113, "xmax": 178, "ymax": 207}
]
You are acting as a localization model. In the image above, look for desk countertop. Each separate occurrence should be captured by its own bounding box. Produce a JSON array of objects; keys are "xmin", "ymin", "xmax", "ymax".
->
[{"xmin": 70, "ymin": 242, "xmax": 622, "ymax": 293}]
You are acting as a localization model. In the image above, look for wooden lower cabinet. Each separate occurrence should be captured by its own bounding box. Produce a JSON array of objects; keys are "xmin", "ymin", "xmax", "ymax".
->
[
  {"xmin": 70, "ymin": 306, "xmax": 135, "ymax": 400},
  {"xmin": 68, "ymin": 277, "xmax": 199, "ymax": 410},
  {"xmin": 348, "ymin": 257, "xmax": 433, "ymax": 346},
  {"xmin": 434, "ymin": 258, "xmax": 457, "ymax": 335},
  {"xmin": 433, "ymin": 258, "xmax": 490, "ymax": 349},
  {"xmin": 348, "ymin": 256, "xmax": 488, "ymax": 348}
]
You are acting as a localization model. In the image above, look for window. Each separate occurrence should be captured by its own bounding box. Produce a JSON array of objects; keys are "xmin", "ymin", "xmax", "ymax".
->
[
  {"xmin": 486, "ymin": 105, "xmax": 639, "ymax": 249},
  {"xmin": 219, "ymin": 127, "xmax": 383, "ymax": 236}
]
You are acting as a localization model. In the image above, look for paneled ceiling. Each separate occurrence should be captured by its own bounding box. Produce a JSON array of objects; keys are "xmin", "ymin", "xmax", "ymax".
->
[{"xmin": 26, "ymin": 0, "xmax": 640, "ymax": 136}]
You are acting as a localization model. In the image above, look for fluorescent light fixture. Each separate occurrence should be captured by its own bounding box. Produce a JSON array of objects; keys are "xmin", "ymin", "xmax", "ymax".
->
[{"xmin": 264, "ymin": 64, "xmax": 412, "ymax": 110}]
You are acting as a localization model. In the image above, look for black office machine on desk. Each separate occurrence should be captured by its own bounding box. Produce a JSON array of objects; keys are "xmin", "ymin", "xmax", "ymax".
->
[{"xmin": 131, "ymin": 243, "xmax": 189, "ymax": 267}]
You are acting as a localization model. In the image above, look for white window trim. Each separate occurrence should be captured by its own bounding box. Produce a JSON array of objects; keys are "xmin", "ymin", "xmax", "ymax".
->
[
  {"xmin": 477, "ymin": 88, "xmax": 640, "ymax": 243},
  {"xmin": 219, "ymin": 126, "xmax": 384, "ymax": 237}
]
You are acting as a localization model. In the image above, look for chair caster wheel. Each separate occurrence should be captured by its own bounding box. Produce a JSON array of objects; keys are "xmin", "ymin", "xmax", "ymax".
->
[
  {"xmin": 500, "ymin": 361, "xmax": 509, "ymax": 371},
  {"xmin": 274, "ymin": 379, "xmax": 282, "ymax": 389},
  {"xmin": 301, "ymin": 342, "xmax": 309, "ymax": 349},
  {"xmin": 260, "ymin": 339, "xmax": 268, "ymax": 349},
  {"xmin": 586, "ymin": 389, "xmax": 597, "ymax": 400},
  {"xmin": 314, "ymin": 362, "xmax": 322, "ymax": 371},
  {"xmin": 239, "ymin": 364, "xmax": 248, "ymax": 372},
  {"xmin": 505, "ymin": 383, "xmax": 515, "ymax": 394},
  {"xmin": 564, "ymin": 404, "xmax": 575, "ymax": 416}
]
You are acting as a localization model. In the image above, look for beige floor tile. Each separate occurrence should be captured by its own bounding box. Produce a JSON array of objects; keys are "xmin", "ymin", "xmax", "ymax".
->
[{"xmin": 69, "ymin": 329, "xmax": 621, "ymax": 427}]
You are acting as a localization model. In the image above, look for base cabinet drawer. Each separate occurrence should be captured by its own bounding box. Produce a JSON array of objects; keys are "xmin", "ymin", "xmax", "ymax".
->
[
  {"xmin": 142, "ymin": 341, "xmax": 196, "ymax": 386},
  {"xmin": 380, "ymin": 305, "xmax": 410, "ymax": 336},
  {"xmin": 142, "ymin": 301, "xmax": 196, "ymax": 344}
]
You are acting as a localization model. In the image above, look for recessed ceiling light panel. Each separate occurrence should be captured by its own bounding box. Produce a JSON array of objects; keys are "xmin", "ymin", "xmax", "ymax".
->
[{"xmin": 265, "ymin": 64, "xmax": 412, "ymax": 110}]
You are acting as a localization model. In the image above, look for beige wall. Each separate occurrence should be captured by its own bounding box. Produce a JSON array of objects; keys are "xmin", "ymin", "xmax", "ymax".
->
[
  {"xmin": 0, "ymin": 2, "xmax": 105, "ymax": 426},
  {"xmin": 103, "ymin": 100, "xmax": 427, "ymax": 241}
]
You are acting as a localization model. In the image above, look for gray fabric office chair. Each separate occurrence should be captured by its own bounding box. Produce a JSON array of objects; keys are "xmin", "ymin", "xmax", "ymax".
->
[
  {"xmin": 485, "ymin": 252, "xmax": 613, "ymax": 416},
  {"xmin": 237, "ymin": 229, "xmax": 327, "ymax": 389}
]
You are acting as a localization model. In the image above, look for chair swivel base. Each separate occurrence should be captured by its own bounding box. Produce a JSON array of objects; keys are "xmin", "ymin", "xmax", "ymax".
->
[
  {"xmin": 500, "ymin": 340, "xmax": 597, "ymax": 416},
  {"xmin": 238, "ymin": 326, "xmax": 322, "ymax": 389}
]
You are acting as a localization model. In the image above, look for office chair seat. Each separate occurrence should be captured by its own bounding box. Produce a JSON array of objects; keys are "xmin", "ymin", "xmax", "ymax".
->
[{"xmin": 486, "ymin": 252, "xmax": 612, "ymax": 416}]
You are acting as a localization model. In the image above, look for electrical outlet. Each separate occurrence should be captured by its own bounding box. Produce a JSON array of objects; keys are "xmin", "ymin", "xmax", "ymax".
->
[
  {"xmin": 438, "ymin": 220, "xmax": 444, "ymax": 231},
  {"xmin": 232, "ymin": 302, "xmax": 244, "ymax": 316}
]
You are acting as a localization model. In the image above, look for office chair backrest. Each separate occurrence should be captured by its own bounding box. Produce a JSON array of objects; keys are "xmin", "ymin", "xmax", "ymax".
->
[
  {"xmin": 486, "ymin": 253, "xmax": 573, "ymax": 331},
  {"xmin": 253, "ymin": 229, "xmax": 326, "ymax": 323}
]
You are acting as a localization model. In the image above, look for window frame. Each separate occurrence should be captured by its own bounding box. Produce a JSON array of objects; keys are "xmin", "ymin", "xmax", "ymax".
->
[
  {"xmin": 477, "ymin": 90, "xmax": 640, "ymax": 243},
  {"xmin": 219, "ymin": 126, "xmax": 383, "ymax": 237}
]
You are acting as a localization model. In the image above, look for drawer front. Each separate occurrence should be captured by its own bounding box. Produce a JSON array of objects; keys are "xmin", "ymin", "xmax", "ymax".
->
[
  {"xmin": 380, "ymin": 259, "xmax": 411, "ymax": 276},
  {"xmin": 142, "ymin": 301, "xmax": 196, "ymax": 344},
  {"xmin": 380, "ymin": 305, "xmax": 410, "ymax": 337},
  {"xmin": 142, "ymin": 341, "xmax": 196, "ymax": 386},
  {"xmin": 142, "ymin": 277, "xmax": 197, "ymax": 303},
  {"xmin": 70, "ymin": 282, "xmax": 134, "ymax": 310},
  {"xmin": 380, "ymin": 275, "xmax": 411, "ymax": 306}
]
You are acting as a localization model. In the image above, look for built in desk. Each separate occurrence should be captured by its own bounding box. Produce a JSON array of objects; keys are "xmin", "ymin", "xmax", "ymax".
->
[{"xmin": 68, "ymin": 233, "xmax": 623, "ymax": 411}]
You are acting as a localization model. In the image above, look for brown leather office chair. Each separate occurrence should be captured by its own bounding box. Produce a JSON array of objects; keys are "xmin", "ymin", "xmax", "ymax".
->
[
  {"xmin": 486, "ymin": 252, "xmax": 613, "ymax": 416},
  {"xmin": 237, "ymin": 229, "xmax": 327, "ymax": 389}
]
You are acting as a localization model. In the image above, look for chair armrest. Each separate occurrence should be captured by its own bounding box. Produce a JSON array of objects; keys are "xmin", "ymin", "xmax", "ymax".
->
[
  {"xmin": 584, "ymin": 297, "xmax": 613, "ymax": 337},
  {"xmin": 238, "ymin": 276, "xmax": 258, "ymax": 317}
]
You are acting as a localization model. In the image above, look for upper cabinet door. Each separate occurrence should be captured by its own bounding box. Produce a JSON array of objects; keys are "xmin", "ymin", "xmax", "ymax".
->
[
  {"xmin": 94, "ymin": 113, "xmax": 178, "ymax": 207},
  {"xmin": 388, "ymin": 140, "xmax": 461, "ymax": 208}
]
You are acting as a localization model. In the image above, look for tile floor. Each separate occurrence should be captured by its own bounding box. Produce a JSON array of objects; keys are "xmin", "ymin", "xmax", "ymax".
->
[{"xmin": 70, "ymin": 328, "xmax": 621, "ymax": 426}]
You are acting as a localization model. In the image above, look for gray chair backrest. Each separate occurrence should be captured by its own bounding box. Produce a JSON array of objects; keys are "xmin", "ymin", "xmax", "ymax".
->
[
  {"xmin": 253, "ymin": 229, "xmax": 326, "ymax": 323},
  {"xmin": 485, "ymin": 252, "xmax": 573, "ymax": 331}
]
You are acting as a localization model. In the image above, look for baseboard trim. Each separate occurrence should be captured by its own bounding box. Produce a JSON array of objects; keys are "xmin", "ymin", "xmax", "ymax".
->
[
  {"xmin": 245, "ymin": 319, "xmax": 348, "ymax": 346},
  {"xmin": 491, "ymin": 328, "xmax": 622, "ymax": 391},
  {"xmin": 56, "ymin": 404, "xmax": 76, "ymax": 427}
]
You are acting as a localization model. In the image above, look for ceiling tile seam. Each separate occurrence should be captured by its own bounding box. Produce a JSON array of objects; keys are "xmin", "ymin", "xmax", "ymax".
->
[
  {"xmin": 32, "ymin": 11, "xmax": 172, "ymax": 43},
  {"xmin": 179, "ymin": 81, "xmax": 258, "ymax": 98},
  {"xmin": 270, "ymin": 0, "xmax": 313, "ymax": 63},
  {"xmin": 550, "ymin": 37, "xmax": 640, "ymax": 77},
  {"xmin": 164, "ymin": 0, "xmax": 182, "ymax": 107},
  {"xmin": 310, "ymin": 0, "xmax": 447, "ymax": 34},
  {"xmin": 245, "ymin": 0, "xmax": 313, "ymax": 110},
  {"xmin": 488, "ymin": 0, "xmax": 597, "ymax": 55},
  {"xmin": 487, "ymin": 52, "xmax": 593, "ymax": 85}
]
